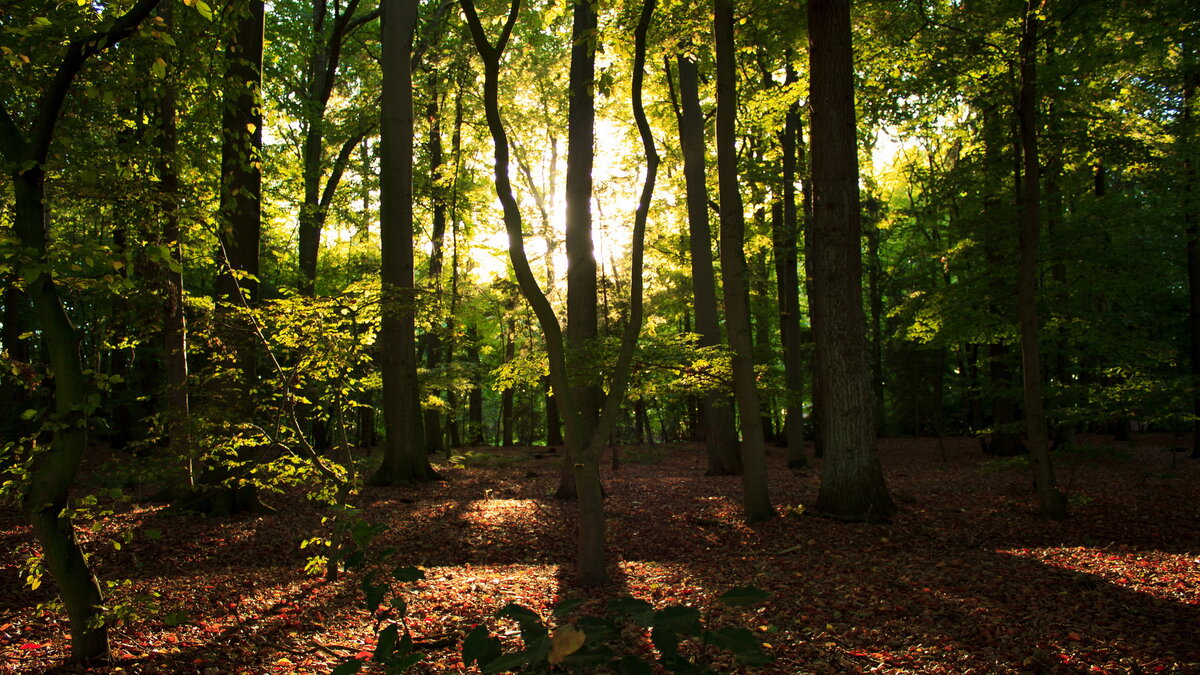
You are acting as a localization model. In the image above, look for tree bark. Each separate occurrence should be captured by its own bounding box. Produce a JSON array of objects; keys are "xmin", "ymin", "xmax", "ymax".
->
[
  {"xmin": 808, "ymin": 0, "xmax": 894, "ymax": 522},
  {"xmin": 714, "ymin": 0, "xmax": 774, "ymax": 523},
  {"xmin": 459, "ymin": 0, "xmax": 656, "ymax": 584},
  {"xmin": 423, "ymin": 69, "xmax": 447, "ymax": 456},
  {"xmin": 676, "ymin": 54, "xmax": 742, "ymax": 475},
  {"xmin": 157, "ymin": 1, "xmax": 191, "ymax": 480},
  {"xmin": 775, "ymin": 64, "xmax": 807, "ymax": 468},
  {"xmin": 372, "ymin": 0, "xmax": 436, "ymax": 486},
  {"xmin": 1016, "ymin": 0, "xmax": 1067, "ymax": 518},
  {"xmin": 0, "ymin": 2, "xmax": 164, "ymax": 659},
  {"xmin": 556, "ymin": 0, "xmax": 600, "ymax": 499},
  {"xmin": 1182, "ymin": 47, "xmax": 1200, "ymax": 459}
]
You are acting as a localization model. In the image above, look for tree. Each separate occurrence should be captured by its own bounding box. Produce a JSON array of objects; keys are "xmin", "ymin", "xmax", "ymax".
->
[
  {"xmin": 0, "ymin": 0, "xmax": 163, "ymax": 659},
  {"xmin": 674, "ymin": 52, "xmax": 742, "ymax": 476},
  {"xmin": 556, "ymin": 0, "xmax": 600, "ymax": 500},
  {"xmin": 713, "ymin": 0, "xmax": 774, "ymax": 523},
  {"xmin": 1015, "ymin": 0, "xmax": 1066, "ymax": 518},
  {"xmin": 807, "ymin": 0, "xmax": 894, "ymax": 521},
  {"xmin": 458, "ymin": 0, "xmax": 656, "ymax": 584},
  {"xmin": 372, "ymin": 0, "xmax": 437, "ymax": 486}
]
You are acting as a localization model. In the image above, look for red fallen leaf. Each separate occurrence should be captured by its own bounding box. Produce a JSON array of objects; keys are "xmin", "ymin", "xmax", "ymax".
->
[
  {"xmin": 18, "ymin": 643, "xmax": 42, "ymax": 650},
  {"xmin": 1068, "ymin": 632, "xmax": 1083, "ymax": 641},
  {"xmin": 355, "ymin": 651, "xmax": 372, "ymax": 661}
]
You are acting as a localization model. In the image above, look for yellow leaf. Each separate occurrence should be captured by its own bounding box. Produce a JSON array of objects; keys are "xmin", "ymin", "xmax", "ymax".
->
[{"xmin": 548, "ymin": 625, "xmax": 586, "ymax": 665}]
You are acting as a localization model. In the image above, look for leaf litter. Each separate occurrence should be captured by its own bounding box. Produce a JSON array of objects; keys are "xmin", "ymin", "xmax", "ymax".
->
[{"xmin": 0, "ymin": 434, "xmax": 1197, "ymax": 673}]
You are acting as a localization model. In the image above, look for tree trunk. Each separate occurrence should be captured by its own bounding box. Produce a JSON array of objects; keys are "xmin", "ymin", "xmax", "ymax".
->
[
  {"xmin": 423, "ymin": 69, "xmax": 447, "ymax": 456},
  {"xmin": 156, "ymin": 3, "xmax": 191, "ymax": 480},
  {"xmin": 1016, "ymin": 0, "xmax": 1067, "ymax": 518},
  {"xmin": 775, "ymin": 66, "xmax": 807, "ymax": 468},
  {"xmin": 714, "ymin": 0, "xmax": 774, "ymax": 523},
  {"xmin": 1, "ymin": 278, "xmax": 29, "ymax": 439},
  {"xmin": 372, "ymin": 0, "xmax": 436, "ymax": 485},
  {"xmin": 187, "ymin": 0, "xmax": 269, "ymax": 515},
  {"xmin": 676, "ymin": 54, "xmax": 742, "ymax": 475},
  {"xmin": 556, "ymin": 0, "xmax": 600, "ymax": 500},
  {"xmin": 1182, "ymin": 49, "xmax": 1200, "ymax": 459},
  {"xmin": 544, "ymin": 376, "xmax": 563, "ymax": 446},
  {"xmin": 14, "ymin": 169, "xmax": 110, "ymax": 662},
  {"xmin": 808, "ymin": 0, "xmax": 894, "ymax": 522},
  {"xmin": 459, "ymin": 0, "xmax": 656, "ymax": 584},
  {"xmin": 502, "ymin": 319, "xmax": 516, "ymax": 447},
  {"xmin": 466, "ymin": 325, "xmax": 485, "ymax": 446}
]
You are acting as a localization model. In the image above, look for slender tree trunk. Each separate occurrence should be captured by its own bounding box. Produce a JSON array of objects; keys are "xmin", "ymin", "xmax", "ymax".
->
[
  {"xmin": 775, "ymin": 67, "xmax": 807, "ymax": 468},
  {"xmin": 459, "ymin": 0, "xmax": 656, "ymax": 584},
  {"xmin": 466, "ymin": 326, "xmax": 485, "ymax": 446},
  {"xmin": 372, "ymin": 0, "xmax": 436, "ymax": 485},
  {"xmin": 502, "ymin": 319, "xmax": 516, "ymax": 447},
  {"xmin": 157, "ymin": 3, "xmax": 191, "ymax": 479},
  {"xmin": 1016, "ymin": 0, "xmax": 1067, "ymax": 518},
  {"xmin": 808, "ymin": 0, "xmax": 894, "ymax": 521},
  {"xmin": 1182, "ymin": 50, "xmax": 1200, "ymax": 459},
  {"xmin": 676, "ymin": 54, "xmax": 741, "ymax": 475},
  {"xmin": 423, "ymin": 70, "xmax": 447, "ymax": 456},
  {"xmin": 544, "ymin": 376, "xmax": 563, "ymax": 446},
  {"xmin": 1, "ymin": 278, "xmax": 29, "ymax": 439},
  {"xmin": 715, "ymin": 0, "xmax": 774, "ymax": 523},
  {"xmin": 749, "ymin": 228, "xmax": 775, "ymax": 442}
]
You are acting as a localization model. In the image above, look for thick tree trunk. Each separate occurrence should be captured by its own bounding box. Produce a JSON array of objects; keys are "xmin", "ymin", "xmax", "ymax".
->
[
  {"xmin": 1016, "ymin": 0, "xmax": 1067, "ymax": 518},
  {"xmin": 372, "ymin": 0, "xmax": 436, "ymax": 485},
  {"xmin": 13, "ymin": 170, "xmax": 109, "ymax": 661},
  {"xmin": 676, "ymin": 54, "xmax": 741, "ymax": 475},
  {"xmin": 186, "ymin": 0, "xmax": 270, "ymax": 516},
  {"xmin": 808, "ymin": 0, "xmax": 894, "ymax": 521},
  {"xmin": 556, "ymin": 0, "xmax": 600, "ymax": 500},
  {"xmin": 714, "ymin": 0, "xmax": 774, "ymax": 523}
]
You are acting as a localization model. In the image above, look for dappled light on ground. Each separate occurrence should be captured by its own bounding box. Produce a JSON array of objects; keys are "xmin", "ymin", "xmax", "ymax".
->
[{"xmin": 1, "ymin": 435, "xmax": 1198, "ymax": 672}]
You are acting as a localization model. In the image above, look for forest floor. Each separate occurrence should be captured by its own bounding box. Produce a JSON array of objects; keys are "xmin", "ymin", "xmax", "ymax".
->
[{"xmin": 1, "ymin": 434, "xmax": 1198, "ymax": 674}]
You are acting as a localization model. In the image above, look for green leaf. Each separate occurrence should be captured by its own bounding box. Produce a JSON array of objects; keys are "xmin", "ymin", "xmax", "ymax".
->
[
  {"xmin": 330, "ymin": 659, "xmax": 364, "ymax": 675},
  {"xmin": 192, "ymin": 0, "xmax": 213, "ymax": 20},
  {"xmin": 391, "ymin": 566, "xmax": 424, "ymax": 582},
  {"xmin": 384, "ymin": 652, "xmax": 423, "ymax": 672},
  {"xmin": 390, "ymin": 597, "xmax": 408, "ymax": 615},
  {"xmin": 163, "ymin": 610, "xmax": 189, "ymax": 626},
  {"xmin": 375, "ymin": 624, "xmax": 399, "ymax": 660},
  {"xmin": 462, "ymin": 626, "xmax": 501, "ymax": 667},
  {"xmin": 651, "ymin": 626, "xmax": 680, "ymax": 658},
  {"xmin": 551, "ymin": 597, "xmax": 587, "ymax": 617},
  {"xmin": 609, "ymin": 596, "xmax": 654, "ymax": 626},
  {"xmin": 481, "ymin": 650, "xmax": 531, "ymax": 674},
  {"xmin": 709, "ymin": 626, "xmax": 771, "ymax": 663},
  {"xmin": 718, "ymin": 585, "xmax": 770, "ymax": 607},
  {"xmin": 496, "ymin": 603, "xmax": 542, "ymax": 626},
  {"xmin": 653, "ymin": 606, "xmax": 701, "ymax": 635}
]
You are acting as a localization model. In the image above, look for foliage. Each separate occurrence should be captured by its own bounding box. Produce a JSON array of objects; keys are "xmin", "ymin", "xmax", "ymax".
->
[{"xmin": 463, "ymin": 586, "xmax": 772, "ymax": 673}]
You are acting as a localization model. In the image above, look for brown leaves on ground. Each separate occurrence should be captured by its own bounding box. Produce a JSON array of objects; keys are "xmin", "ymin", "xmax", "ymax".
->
[{"xmin": 1, "ymin": 434, "xmax": 1198, "ymax": 674}]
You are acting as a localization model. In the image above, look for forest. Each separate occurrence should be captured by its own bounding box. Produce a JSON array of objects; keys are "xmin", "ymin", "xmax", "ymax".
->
[{"xmin": 1, "ymin": 0, "xmax": 1198, "ymax": 672}]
